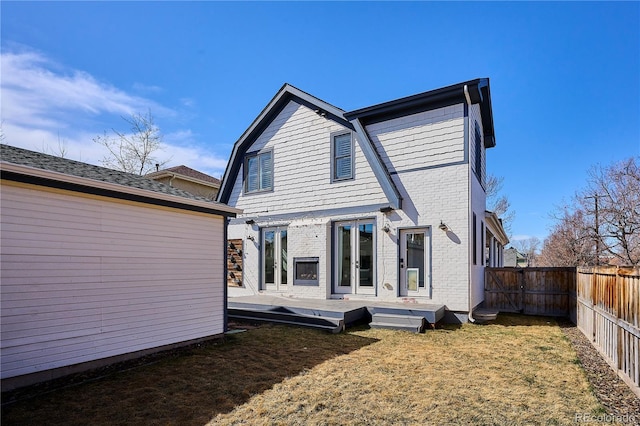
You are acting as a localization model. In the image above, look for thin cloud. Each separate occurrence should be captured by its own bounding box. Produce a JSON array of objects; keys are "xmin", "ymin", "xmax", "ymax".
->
[
  {"xmin": 133, "ymin": 82, "xmax": 164, "ymax": 94},
  {"xmin": 1, "ymin": 49, "xmax": 171, "ymax": 124},
  {"xmin": 163, "ymin": 130, "xmax": 228, "ymax": 177},
  {"xmin": 0, "ymin": 46, "xmax": 229, "ymax": 176}
]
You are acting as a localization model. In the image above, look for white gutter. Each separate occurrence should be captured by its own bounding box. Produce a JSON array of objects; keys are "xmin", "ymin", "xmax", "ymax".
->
[{"xmin": 464, "ymin": 84, "xmax": 476, "ymax": 324}]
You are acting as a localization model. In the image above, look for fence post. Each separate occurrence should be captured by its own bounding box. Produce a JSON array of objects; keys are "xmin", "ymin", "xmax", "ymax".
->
[
  {"xmin": 616, "ymin": 267, "xmax": 623, "ymax": 372},
  {"xmin": 519, "ymin": 269, "xmax": 525, "ymax": 313},
  {"xmin": 591, "ymin": 268, "xmax": 597, "ymax": 342}
]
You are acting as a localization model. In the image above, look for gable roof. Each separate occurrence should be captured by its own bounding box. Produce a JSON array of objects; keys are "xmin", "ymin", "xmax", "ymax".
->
[
  {"xmin": 0, "ymin": 144, "xmax": 238, "ymax": 217},
  {"xmin": 217, "ymin": 79, "xmax": 496, "ymax": 207},
  {"xmin": 147, "ymin": 165, "xmax": 221, "ymax": 187},
  {"xmin": 216, "ymin": 84, "xmax": 402, "ymax": 208}
]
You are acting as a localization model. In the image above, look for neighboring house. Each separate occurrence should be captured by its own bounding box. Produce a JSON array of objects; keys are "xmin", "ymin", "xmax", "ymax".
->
[
  {"xmin": 0, "ymin": 145, "xmax": 239, "ymax": 390},
  {"xmin": 485, "ymin": 211, "xmax": 509, "ymax": 267},
  {"xmin": 146, "ymin": 165, "xmax": 221, "ymax": 200},
  {"xmin": 217, "ymin": 79, "xmax": 505, "ymax": 321},
  {"xmin": 504, "ymin": 247, "xmax": 529, "ymax": 267}
]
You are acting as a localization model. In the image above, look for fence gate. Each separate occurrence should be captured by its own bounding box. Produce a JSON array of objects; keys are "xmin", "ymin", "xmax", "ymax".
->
[{"xmin": 484, "ymin": 267, "xmax": 577, "ymax": 318}]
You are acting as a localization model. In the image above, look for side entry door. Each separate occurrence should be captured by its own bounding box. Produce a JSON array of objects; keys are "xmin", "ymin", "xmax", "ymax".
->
[{"xmin": 399, "ymin": 228, "xmax": 431, "ymax": 297}]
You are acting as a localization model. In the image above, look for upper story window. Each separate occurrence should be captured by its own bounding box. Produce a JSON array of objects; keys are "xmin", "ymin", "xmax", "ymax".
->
[
  {"xmin": 244, "ymin": 150, "xmax": 273, "ymax": 194},
  {"xmin": 332, "ymin": 132, "xmax": 353, "ymax": 182},
  {"xmin": 474, "ymin": 121, "xmax": 484, "ymax": 188}
]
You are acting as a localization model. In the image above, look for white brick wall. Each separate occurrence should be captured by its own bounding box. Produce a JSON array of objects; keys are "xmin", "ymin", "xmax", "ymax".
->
[
  {"xmin": 470, "ymin": 102, "xmax": 488, "ymax": 310},
  {"xmin": 365, "ymin": 104, "xmax": 471, "ymax": 311}
]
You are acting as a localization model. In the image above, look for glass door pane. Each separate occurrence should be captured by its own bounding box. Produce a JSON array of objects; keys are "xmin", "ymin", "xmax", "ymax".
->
[
  {"xmin": 280, "ymin": 230, "xmax": 287, "ymax": 286},
  {"xmin": 358, "ymin": 223, "xmax": 373, "ymax": 287},
  {"xmin": 338, "ymin": 224, "xmax": 351, "ymax": 288},
  {"xmin": 406, "ymin": 232, "xmax": 425, "ymax": 288},
  {"xmin": 264, "ymin": 230, "xmax": 275, "ymax": 286}
]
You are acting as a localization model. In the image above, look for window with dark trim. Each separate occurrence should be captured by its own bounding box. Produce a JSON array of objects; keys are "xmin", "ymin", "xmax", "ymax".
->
[
  {"xmin": 474, "ymin": 121, "xmax": 483, "ymax": 185},
  {"xmin": 481, "ymin": 221, "xmax": 485, "ymax": 266},
  {"xmin": 473, "ymin": 213, "xmax": 477, "ymax": 265},
  {"xmin": 332, "ymin": 132, "xmax": 353, "ymax": 181},
  {"xmin": 244, "ymin": 150, "xmax": 273, "ymax": 193}
]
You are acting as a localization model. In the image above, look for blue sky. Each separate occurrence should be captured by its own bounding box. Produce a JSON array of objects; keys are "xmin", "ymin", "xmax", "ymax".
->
[{"xmin": 2, "ymin": 1, "xmax": 638, "ymax": 243}]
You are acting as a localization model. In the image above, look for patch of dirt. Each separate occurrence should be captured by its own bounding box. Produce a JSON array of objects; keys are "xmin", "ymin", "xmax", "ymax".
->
[{"xmin": 560, "ymin": 322, "xmax": 640, "ymax": 419}]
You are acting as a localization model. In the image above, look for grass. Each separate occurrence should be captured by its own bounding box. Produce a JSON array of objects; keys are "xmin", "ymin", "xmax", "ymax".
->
[{"xmin": 2, "ymin": 315, "xmax": 605, "ymax": 425}]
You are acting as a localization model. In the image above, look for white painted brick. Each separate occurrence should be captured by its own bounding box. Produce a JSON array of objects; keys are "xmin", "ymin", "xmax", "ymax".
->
[{"xmin": 227, "ymin": 100, "xmax": 489, "ymax": 312}]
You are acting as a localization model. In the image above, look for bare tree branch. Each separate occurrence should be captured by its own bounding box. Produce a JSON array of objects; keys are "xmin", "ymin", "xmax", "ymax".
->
[
  {"xmin": 486, "ymin": 174, "xmax": 515, "ymax": 236},
  {"xmin": 93, "ymin": 110, "xmax": 169, "ymax": 175},
  {"xmin": 540, "ymin": 157, "xmax": 640, "ymax": 266}
]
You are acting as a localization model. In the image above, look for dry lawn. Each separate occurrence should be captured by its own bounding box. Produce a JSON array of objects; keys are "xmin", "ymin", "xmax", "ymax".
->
[{"xmin": 2, "ymin": 315, "xmax": 606, "ymax": 425}]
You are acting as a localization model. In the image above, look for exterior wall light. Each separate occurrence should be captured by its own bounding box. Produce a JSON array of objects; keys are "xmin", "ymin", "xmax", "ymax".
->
[{"xmin": 439, "ymin": 221, "xmax": 448, "ymax": 232}]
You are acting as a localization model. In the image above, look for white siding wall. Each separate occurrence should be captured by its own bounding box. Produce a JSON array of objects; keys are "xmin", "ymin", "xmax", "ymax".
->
[
  {"xmin": 227, "ymin": 101, "xmax": 388, "ymax": 215},
  {"xmin": 0, "ymin": 183, "xmax": 225, "ymax": 380},
  {"xmin": 366, "ymin": 105, "xmax": 466, "ymax": 173}
]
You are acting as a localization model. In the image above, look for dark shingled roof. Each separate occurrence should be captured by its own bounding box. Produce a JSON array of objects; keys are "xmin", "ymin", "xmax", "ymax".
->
[
  {"xmin": 147, "ymin": 165, "xmax": 221, "ymax": 185},
  {"xmin": 0, "ymin": 144, "xmax": 207, "ymax": 201}
]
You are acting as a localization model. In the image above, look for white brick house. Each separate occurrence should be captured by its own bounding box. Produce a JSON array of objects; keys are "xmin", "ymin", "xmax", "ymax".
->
[{"xmin": 217, "ymin": 79, "xmax": 506, "ymax": 319}]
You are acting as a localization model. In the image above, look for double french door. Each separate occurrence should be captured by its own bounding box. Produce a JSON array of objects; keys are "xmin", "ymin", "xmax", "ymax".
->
[
  {"xmin": 262, "ymin": 227, "xmax": 287, "ymax": 291},
  {"xmin": 334, "ymin": 220, "xmax": 375, "ymax": 295}
]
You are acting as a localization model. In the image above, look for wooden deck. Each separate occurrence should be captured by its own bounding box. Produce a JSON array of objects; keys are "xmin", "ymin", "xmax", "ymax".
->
[{"xmin": 228, "ymin": 295, "xmax": 446, "ymax": 332}]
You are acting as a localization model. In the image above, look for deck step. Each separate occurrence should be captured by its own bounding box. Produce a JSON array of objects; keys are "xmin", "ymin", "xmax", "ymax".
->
[
  {"xmin": 473, "ymin": 309, "xmax": 499, "ymax": 322},
  {"xmin": 228, "ymin": 308, "xmax": 345, "ymax": 333},
  {"xmin": 369, "ymin": 313, "xmax": 426, "ymax": 333},
  {"xmin": 367, "ymin": 304, "xmax": 445, "ymax": 325}
]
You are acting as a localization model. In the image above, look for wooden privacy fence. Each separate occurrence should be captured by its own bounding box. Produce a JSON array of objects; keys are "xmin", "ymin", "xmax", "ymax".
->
[
  {"xmin": 484, "ymin": 267, "xmax": 577, "ymax": 319},
  {"xmin": 577, "ymin": 266, "xmax": 640, "ymax": 397}
]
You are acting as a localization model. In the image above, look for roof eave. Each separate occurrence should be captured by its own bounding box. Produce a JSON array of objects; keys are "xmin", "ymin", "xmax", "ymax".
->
[
  {"xmin": 217, "ymin": 83, "xmax": 352, "ymax": 204},
  {"xmin": 485, "ymin": 210, "xmax": 509, "ymax": 245},
  {"xmin": 148, "ymin": 171, "xmax": 221, "ymax": 189},
  {"xmin": 345, "ymin": 78, "xmax": 496, "ymax": 148},
  {"xmin": 1, "ymin": 162, "xmax": 240, "ymax": 217}
]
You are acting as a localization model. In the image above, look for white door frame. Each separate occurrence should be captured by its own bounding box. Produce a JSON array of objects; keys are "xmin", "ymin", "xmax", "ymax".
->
[
  {"xmin": 333, "ymin": 219, "xmax": 376, "ymax": 295},
  {"xmin": 399, "ymin": 227, "xmax": 431, "ymax": 297},
  {"xmin": 262, "ymin": 226, "xmax": 287, "ymax": 291}
]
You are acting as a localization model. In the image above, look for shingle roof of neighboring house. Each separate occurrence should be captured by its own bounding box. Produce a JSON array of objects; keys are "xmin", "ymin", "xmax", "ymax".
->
[
  {"xmin": 0, "ymin": 144, "xmax": 240, "ymax": 217},
  {"xmin": 146, "ymin": 165, "xmax": 221, "ymax": 186},
  {"xmin": 0, "ymin": 144, "xmax": 205, "ymax": 200}
]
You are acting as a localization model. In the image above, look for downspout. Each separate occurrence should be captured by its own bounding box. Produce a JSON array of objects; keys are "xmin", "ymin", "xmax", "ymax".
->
[
  {"xmin": 169, "ymin": 173, "xmax": 177, "ymax": 188},
  {"xmin": 464, "ymin": 84, "xmax": 476, "ymax": 324}
]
